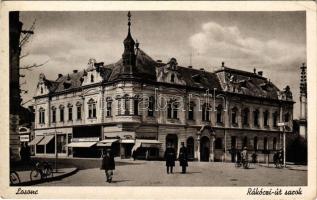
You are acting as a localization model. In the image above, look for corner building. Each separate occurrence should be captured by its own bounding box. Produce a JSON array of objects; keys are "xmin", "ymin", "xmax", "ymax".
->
[{"xmin": 31, "ymin": 12, "xmax": 294, "ymax": 162}]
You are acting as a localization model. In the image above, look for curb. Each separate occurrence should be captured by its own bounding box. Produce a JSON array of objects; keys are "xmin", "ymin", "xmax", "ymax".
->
[{"xmin": 14, "ymin": 168, "xmax": 79, "ymax": 186}]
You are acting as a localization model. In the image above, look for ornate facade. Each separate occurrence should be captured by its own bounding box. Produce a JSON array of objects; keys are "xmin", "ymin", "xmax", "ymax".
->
[{"xmin": 31, "ymin": 12, "xmax": 294, "ymax": 162}]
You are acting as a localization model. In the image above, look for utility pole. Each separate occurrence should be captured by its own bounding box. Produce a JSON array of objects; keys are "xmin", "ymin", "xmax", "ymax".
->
[{"xmin": 278, "ymin": 122, "xmax": 287, "ymax": 168}]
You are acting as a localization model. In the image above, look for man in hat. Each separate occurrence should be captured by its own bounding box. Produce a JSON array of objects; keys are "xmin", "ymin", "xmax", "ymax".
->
[
  {"xmin": 178, "ymin": 142, "xmax": 188, "ymax": 174},
  {"xmin": 101, "ymin": 148, "xmax": 115, "ymax": 183},
  {"xmin": 164, "ymin": 143, "xmax": 176, "ymax": 174},
  {"xmin": 241, "ymin": 146, "xmax": 248, "ymax": 167}
]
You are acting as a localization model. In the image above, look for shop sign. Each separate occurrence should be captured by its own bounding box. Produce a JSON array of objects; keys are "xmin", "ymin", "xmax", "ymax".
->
[{"xmin": 20, "ymin": 135, "xmax": 30, "ymax": 142}]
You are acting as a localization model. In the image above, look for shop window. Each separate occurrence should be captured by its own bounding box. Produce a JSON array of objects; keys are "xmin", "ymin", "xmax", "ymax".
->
[
  {"xmin": 231, "ymin": 136, "xmax": 236, "ymax": 149},
  {"xmin": 36, "ymin": 145, "xmax": 44, "ymax": 154},
  {"xmin": 273, "ymin": 137, "xmax": 277, "ymax": 150},
  {"xmin": 264, "ymin": 137, "xmax": 268, "ymax": 150},
  {"xmin": 215, "ymin": 138, "xmax": 223, "ymax": 149},
  {"xmin": 253, "ymin": 136, "xmax": 258, "ymax": 150},
  {"xmin": 284, "ymin": 113, "xmax": 290, "ymax": 122},
  {"xmin": 57, "ymin": 135, "xmax": 67, "ymax": 154},
  {"xmin": 242, "ymin": 136, "xmax": 248, "ymax": 148}
]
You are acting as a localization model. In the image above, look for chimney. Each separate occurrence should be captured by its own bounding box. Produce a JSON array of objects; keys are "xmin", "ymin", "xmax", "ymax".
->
[
  {"xmin": 188, "ymin": 66, "xmax": 192, "ymax": 69},
  {"xmin": 253, "ymin": 68, "xmax": 257, "ymax": 74},
  {"xmin": 73, "ymin": 70, "xmax": 78, "ymax": 73},
  {"xmin": 258, "ymin": 71, "xmax": 263, "ymax": 76},
  {"xmin": 58, "ymin": 74, "xmax": 63, "ymax": 78},
  {"xmin": 222, "ymin": 61, "xmax": 225, "ymax": 67}
]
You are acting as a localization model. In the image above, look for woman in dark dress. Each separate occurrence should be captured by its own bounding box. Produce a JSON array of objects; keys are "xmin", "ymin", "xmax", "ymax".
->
[
  {"xmin": 101, "ymin": 149, "xmax": 115, "ymax": 183},
  {"xmin": 178, "ymin": 142, "xmax": 188, "ymax": 174},
  {"xmin": 164, "ymin": 144, "xmax": 176, "ymax": 174}
]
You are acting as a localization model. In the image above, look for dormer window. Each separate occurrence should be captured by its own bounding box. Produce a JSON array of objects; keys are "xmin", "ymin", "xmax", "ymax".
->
[
  {"xmin": 171, "ymin": 74, "xmax": 175, "ymax": 83},
  {"xmin": 91, "ymin": 74, "xmax": 94, "ymax": 83},
  {"xmin": 40, "ymin": 87, "xmax": 43, "ymax": 94}
]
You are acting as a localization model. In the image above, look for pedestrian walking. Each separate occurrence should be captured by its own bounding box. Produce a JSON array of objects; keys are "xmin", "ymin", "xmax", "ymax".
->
[
  {"xmin": 164, "ymin": 144, "xmax": 176, "ymax": 174},
  {"xmin": 178, "ymin": 142, "xmax": 188, "ymax": 174},
  {"xmin": 101, "ymin": 148, "xmax": 115, "ymax": 183}
]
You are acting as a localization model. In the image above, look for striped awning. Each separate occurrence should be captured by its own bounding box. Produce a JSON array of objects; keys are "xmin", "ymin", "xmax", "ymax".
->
[
  {"xmin": 28, "ymin": 136, "xmax": 44, "ymax": 146},
  {"xmin": 97, "ymin": 139, "xmax": 119, "ymax": 147},
  {"xmin": 38, "ymin": 135, "xmax": 55, "ymax": 145},
  {"xmin": 66, "ymin": 142, "xmax": 97, "ymax": 148}
]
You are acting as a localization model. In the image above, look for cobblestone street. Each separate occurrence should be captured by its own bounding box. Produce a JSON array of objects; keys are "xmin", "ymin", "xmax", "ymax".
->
[{"xmin": 38, "ymin": 159, "xmax": 307, "ymax": 186}]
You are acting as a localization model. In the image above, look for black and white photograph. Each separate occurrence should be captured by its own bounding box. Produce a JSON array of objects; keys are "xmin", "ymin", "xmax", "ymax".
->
[{"xmin": 1, "ymin": 1, "xmax": 316, "ymax": 199}]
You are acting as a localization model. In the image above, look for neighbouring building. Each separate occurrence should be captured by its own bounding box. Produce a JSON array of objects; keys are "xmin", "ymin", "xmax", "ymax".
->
[{"xmin": 30, "ymin": 12, "xmax": 294, "ymax": 162}]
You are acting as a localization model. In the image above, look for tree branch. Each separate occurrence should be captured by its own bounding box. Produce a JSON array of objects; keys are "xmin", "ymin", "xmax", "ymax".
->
[{"xmin": 20, "ymin": 60, "xmax": 49, "ymax": 71}]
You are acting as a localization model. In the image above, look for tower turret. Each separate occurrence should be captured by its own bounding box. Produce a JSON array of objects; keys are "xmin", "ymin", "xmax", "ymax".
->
[{"xmin": 299, "ymin": 62, "xmax": 307, "ymax": 138}]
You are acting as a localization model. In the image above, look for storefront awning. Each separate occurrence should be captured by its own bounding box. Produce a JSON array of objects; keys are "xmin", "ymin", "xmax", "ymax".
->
[
  {"xmin": 38, "ymin": 135, "xmax": 55, "ymax": 145},
  {"xmin": 28, "ymin": 136, "xmax": 44, "ymax": 146},
  {"xmin": 97, "ymin": 139, "xmax": 119, "ymax": 147},
  {"xmin": 121, "ymin": 139, "xmax": 135, "ymax": 144},
  {"xmin": 66, "ymin": 142, "xmax": 97, "ymax": 148},
  {"xmin": 132, "ymin": 139, "xmax": 161, "ymax": 151}
]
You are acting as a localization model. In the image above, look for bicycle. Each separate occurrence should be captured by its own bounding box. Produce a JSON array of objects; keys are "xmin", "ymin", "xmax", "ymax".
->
[
  {"xmin": 10, "ymin": 171, "xmax": 21, "ymax": 185},
  {"xmin": 30, "ymin": 161, "xmax": 53, "ymax": 181}
]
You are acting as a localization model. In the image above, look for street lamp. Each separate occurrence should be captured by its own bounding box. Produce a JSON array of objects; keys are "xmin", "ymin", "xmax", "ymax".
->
[{"xmin": 277, "ymin": 122, "xmax": 288, "ymax": 168}]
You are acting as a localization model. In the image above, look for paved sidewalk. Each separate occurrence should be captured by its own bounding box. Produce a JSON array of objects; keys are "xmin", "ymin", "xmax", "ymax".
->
[{"xmin": 11, "ymin": 167, "xmax": 78, "ymax": 186}]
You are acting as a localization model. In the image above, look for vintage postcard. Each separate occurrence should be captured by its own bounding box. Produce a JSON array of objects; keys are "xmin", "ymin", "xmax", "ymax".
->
[{"xmin": 0, "ymin": 1, "xmax": 316, "ymax": 199}]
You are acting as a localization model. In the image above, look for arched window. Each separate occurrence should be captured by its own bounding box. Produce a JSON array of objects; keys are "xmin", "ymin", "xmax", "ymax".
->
[
  {"xmin": 253, "ymin": 109, "xmax": 259, "ymax": 127},
  {"xmin": 242, "ymin": 108, "xmax": 249, "ymax": 126},
  {"xmin": 171, "ymin": 74, "xmax": 175, "ymax": 83},
  {"xmin": 51, "ymin": 106, "xmax": 56, "ymax": 123},
  {"xmin": 67, "ymin": 103, "xmax": 73, "ymax": 121},
  {"xmin": 76, "ymin": 102, "xmax": 82, "ymax": 120},
  {"xmin": 167, "ymin": 99, "xmax": 178, "ymax": 119},
  {"xmin": 253, "ymin": 136, "xmax": 258, "ymax": 150},
  {"xmin": 215, "ymin": 138, "xmax": 223, "ymax": 149},
  {"xmin": 87, "ymin": 98, "xmax": 97, "ymax": 118},
  {"xmin": 202, "ymin": 103, "xmax": 210, "ymax": 121},
  {"xmin": 59, "ymin": 105, "xmax": 65, "ymax": 122},
  {"xmin": 148, "ymin": 96, "xmax": 155, "ymax": 117},
  {"xmin": 188, "ymin": 101, "xmax": 195, "ymax": 120},
  {"xmin": 216, "ymin": 104, "xmax": 223, "ymax": 124},
  {"xmin": 90, "ymin": 74, "xmax": 94, "ymax": 83},
  {"xmin": 39, "ymin": 107, "xmax": 45, "ymax": 124}
]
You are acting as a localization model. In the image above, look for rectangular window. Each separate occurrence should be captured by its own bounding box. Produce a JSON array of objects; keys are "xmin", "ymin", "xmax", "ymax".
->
[
  {"xmin": 273, "ymin": 112, "xmax": 278, "ymax": 127},
  {"xmin": 264, "ymin": 137, "xmax": 268, "ymax": 150},
  {"xmin": 173, "ymin": 104, "xmax": 178, "ymax": 119},
  {"xmin": 88, "ymin": 104, "xmax": 92, "ymax": 118},
  {"xmin": 264, "ymin": 111, "xmax": 269, "ymax": 127},
  {"xmin": 39, "ymin": 110, "xmax": 45, "ymax": 124},
  {"xmin": 93, "ymin": 104, "xmax": 96, "ymax": 118},
  {"xmin": 60, "ymin": 108, "xmax": 64, "ymax": 122},
  {"xmin": 124, "ymin": 98, "xmax": 130, "ymax": 115},
  {"xmin": 52, "ymin": 109, "xmax": 56, "ymax": 123},
  {"xmin": 167, "ymin": 104, "xmax": 172, "ymax": 119},
  {"xmin": 148, "ymin": 97, "xmax": 154, "ymax": 117},
  {"xmin": 77, "ymin": 106, "xmax": 81, "ymax": 120},
  {"xmin": 68, "ymin": 107, "xmax": 73, "ymax": 121},
  {"xmin": 134, "ymin": 99, "xmax": 139, "ymax": 115},
  {"xmin": 253, "ymin": 110, "xmax": 259, "ymax": 127}
]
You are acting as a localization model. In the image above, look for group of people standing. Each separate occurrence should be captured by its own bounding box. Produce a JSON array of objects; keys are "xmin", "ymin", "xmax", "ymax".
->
[
  {"xmin": 164, "ymin": 142, "xmax": 188, "ymax": 174},
  {"xmin": 100, "ymin": 142, "xmax": 190, "ymax": 183}
]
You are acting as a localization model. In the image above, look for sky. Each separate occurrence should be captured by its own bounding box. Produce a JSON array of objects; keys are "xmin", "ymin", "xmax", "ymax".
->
[{"xmin": 19, "ymin": 11, "xmax": 306, "ymax": 118}]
